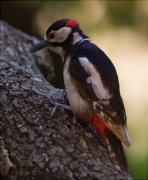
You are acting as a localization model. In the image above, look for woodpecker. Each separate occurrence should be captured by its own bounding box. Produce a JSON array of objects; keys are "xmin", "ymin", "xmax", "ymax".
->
[{"xmin": 29, "ymin": 19, "xmax": 131, "ymax": 172}]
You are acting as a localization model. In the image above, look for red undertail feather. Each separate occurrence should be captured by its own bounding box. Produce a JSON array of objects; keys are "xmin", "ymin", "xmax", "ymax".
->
[
  {"xmin": 91, "ymin": 114, "xmax": 109, "ymax": 142},
  {"xmin": 91, "ymin": 115, "xmax": 128, "ymax": 172},
  {"xmin": 65, "ymin": 19, "xmax": 78, "ymax": 28},
  {"xmin": 77, "ymin": 114, "xmax": 128, "ymax": 172},
  {"xmin": 76, "ymin": 113, "xmax": 108, "ymax": 142}
]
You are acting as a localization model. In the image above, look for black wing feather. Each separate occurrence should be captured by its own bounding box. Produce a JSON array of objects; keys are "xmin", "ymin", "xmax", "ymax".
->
[{"xmin": 69, "ymin": 42, "xmax": 126, "ymax": 123}]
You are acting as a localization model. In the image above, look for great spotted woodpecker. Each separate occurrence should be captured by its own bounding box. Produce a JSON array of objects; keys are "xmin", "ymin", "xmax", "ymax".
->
[{"xmin": 29, "ymin": 19, "xmax": 131, "ymax": 172}]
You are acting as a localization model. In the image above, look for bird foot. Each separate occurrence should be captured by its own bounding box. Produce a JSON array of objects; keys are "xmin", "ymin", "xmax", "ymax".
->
[{"xmin": 48, "ymin": 97, "xmax": 71, "ymax": 118}]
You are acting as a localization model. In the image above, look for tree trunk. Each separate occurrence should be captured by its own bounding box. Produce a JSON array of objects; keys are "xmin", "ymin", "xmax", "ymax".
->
[{"xmin": 0, "ymin": 21, "xmax": 132, "ymax": 180}]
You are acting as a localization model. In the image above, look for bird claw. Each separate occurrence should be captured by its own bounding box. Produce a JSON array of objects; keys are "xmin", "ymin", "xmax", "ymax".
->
[
  {"xmin": 48, "ymin": 97, "xmax": 71, "ymax": 119},
  {"xmin": 49, "ymin": 103, "xmax": 58, "ymax": 118}
]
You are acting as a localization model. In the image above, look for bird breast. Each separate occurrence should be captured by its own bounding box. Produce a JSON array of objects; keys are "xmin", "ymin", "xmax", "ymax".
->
[{"xmin": 63, "ymin": 57, "xmax": 91, "ymax": 114}]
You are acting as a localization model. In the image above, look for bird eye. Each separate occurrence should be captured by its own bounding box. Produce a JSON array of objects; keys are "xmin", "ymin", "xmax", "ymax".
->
[{"xmin": 48, "ymin": 32, "xmax": 55, "ymax": 39}]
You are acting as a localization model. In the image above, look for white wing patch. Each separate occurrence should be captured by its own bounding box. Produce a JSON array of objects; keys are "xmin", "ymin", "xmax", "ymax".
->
[{"xmin": 79, "ymin": 57, "xmax": 112, "ymax": 100}]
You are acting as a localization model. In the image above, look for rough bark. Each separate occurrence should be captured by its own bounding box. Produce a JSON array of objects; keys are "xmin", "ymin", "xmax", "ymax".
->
[{"xmin": 0, "ymin": 21, "xmax": 132, "ymax": 180}]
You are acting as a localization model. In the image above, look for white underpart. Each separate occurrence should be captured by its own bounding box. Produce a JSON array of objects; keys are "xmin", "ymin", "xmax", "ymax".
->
[
  {"xmin": 63, "ymin": 57, "xmax": 91, "ymax": 114},
  {"xmin": 79, "ymin": 57, "xmax": 112, "ymax": 100},
  {"xmin": 72, "ymin": 32, "xmax": 88, "ymax": 45},
  {"xmin": 45, "ymin": 27, "xmax": 72, "ymax": 43},
  {"xmin": 48, "ymin": 46, "xmax": 63, "ymax": 56}
]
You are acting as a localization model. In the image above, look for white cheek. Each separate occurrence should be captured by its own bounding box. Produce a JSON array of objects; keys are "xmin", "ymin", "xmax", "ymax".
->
[
  {"xmin": 79, "ymin": 57, "xmax": 112, "ymax": 100},
  {"xmin": 49, "ymin": 27, "xmax": 72, "ymax": 43}
]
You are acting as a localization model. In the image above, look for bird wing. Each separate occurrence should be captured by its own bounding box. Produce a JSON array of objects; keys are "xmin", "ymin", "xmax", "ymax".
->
[{"xmin": 69, "ymin": 56, "xmax": 131, "ymax": 147}]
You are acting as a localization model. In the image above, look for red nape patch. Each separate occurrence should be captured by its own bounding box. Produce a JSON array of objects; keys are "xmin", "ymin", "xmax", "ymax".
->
[{"xmin": 65, "ymin": 19, "xmax": 78, "ymax": 28}]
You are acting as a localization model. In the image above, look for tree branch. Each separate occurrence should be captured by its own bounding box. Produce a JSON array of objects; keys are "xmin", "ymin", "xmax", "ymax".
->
[{"xmin": 0, "ymin": 21, "xmax": 132, "ymax": 180}]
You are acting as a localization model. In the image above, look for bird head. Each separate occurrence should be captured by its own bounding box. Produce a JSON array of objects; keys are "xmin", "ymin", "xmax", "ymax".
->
[{"xmin": 28, "ymin": 19, "xmax": 88, "ymax": 56}]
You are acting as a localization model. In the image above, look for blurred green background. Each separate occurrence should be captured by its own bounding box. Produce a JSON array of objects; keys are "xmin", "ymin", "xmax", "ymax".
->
[{"xmin": 1, "ymin": 1, "xmax": 147, "ymax": 179}]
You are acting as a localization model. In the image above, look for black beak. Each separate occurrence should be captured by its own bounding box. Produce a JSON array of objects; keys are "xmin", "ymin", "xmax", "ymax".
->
[{"xmin": 28, "ymin": 40, "xmax": 51, "ymax": 53}]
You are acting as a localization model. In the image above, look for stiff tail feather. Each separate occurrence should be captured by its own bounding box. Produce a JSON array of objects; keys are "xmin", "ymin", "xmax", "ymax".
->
[
  {"xmin": 106, "ymin": 131, "xmax": 128, "ymax": 172},
  {"xmin": 90, "ymin": 114, "xmax": 128, "ymax": 172}
]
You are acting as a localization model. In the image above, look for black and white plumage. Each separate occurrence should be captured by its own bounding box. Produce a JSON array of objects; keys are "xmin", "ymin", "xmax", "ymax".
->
[{"xmin": 29, "ymin": 19, "xmax": 131, "ymax": 172}]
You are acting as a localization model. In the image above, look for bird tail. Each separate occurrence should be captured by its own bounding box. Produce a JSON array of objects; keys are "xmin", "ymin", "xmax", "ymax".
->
[
  {"xmin": 88, "ymin": 114, "xmax": 128, "ymax": 172},
  {"xmin": 106, "ymin": 131, "xmax": 128, "ymax": 172}
]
